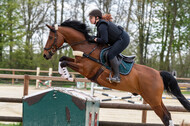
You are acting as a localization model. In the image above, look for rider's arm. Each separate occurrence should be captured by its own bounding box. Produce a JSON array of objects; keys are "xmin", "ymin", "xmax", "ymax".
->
[{"xmin": 96, "ymin": 23, "xmax": 108, "ymax": 44}]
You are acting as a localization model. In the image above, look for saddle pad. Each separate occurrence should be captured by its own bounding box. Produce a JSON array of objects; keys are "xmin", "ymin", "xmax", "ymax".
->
[{"xmin": 100, "ymin": 48, "xmax": 134, "ymax": 75}]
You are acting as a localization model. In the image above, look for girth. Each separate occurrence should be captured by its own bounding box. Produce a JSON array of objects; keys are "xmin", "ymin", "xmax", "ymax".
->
[{"xmin": 89, "ymin": 66, "xmax": 105, "ymax": 83}]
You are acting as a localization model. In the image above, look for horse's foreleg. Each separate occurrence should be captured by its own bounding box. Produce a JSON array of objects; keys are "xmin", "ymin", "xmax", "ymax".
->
[
  {"xmin": 59, "ymin": 56, "xmax": 75, "ymax": 62},
  {"xmin": 60, "ymin": 60, "xmax": 83, "ymax": 73}
]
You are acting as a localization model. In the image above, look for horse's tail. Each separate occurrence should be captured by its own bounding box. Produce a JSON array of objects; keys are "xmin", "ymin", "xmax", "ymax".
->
[{"xmin": 160, "ymin": 71, "xmax": 190, "ymax": 111}]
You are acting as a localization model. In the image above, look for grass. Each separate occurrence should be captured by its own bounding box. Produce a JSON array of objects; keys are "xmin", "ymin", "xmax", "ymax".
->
[
  {"xmin": 0, "ymin": 123, "xmax": 21, "ymax": 126},
  {"xmin": 182, "ymin": 91, "xmax": 190, "ymax": 95}
]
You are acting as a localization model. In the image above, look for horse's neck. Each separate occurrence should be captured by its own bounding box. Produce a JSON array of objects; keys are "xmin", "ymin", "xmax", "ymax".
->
[{"xmin": 60, "ymin": 27, "xmax": 98, "ymax": 53}]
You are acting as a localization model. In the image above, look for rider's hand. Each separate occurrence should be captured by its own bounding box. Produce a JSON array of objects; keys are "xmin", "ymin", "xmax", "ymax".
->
[{"xmin": 88, "ymin": 36, "xmax": 96, "ymax": 43}]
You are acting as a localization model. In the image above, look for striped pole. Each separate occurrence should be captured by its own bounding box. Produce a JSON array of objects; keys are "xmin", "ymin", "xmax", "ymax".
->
[
  {"xmin": 162, "ymin": 96, "xmax": 190, "ymax": 100},
  {"xmin": 95, "ymin": 90, "xmax": 142, "ymax": 104},
  {"xmin": 93, "ymin": 87, "xmax": 112, "ymax": 90}
]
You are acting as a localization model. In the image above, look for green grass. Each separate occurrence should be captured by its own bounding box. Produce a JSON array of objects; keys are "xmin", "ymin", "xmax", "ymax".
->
[
  {"xmin": 0, "ymin": 123, "xmax": 21, "ymax": 126},
  {"xmin": 182, "ymin": 91, "xmax": 190, "ymax": 95}
]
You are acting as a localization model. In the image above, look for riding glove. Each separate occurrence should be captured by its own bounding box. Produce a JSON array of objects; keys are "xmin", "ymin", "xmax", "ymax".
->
[{"xmin": 88, "ymin": 36, "xmax": 96, "ymax": 43}]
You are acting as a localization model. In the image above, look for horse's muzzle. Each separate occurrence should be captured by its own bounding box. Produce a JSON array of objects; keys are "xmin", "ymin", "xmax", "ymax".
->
[{"xmin": 43, "ymin": 54, "xmax": 51, "ymax": 60}]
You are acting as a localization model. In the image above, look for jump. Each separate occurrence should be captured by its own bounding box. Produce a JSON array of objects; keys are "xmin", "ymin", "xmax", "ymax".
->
[{"xmin": 43, "ymin": 20, "xmax": 190, "ymax": 126}]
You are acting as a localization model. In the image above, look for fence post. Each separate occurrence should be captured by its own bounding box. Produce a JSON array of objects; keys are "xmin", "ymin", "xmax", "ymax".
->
[
  {"xmin": 12, "ymin": 70, "xmax": 15, "ymax": 85},
  {"xmin": 23, "ymin": 74, "xmax": 29, "ymax": 96},
  {"xmin": 91, "ymin": 82, "xmax": 95, "ymax": 97},
  {"xmin": 35, "ymin": 67, "xmax": 40, "ymax": 88},
  {"xmin": 49, "ymin": 68, "xmax": 52, "ymax": 87},
  {"xmin": 142, "ymin": 99, "xmax": 147, "ymax": 123}
]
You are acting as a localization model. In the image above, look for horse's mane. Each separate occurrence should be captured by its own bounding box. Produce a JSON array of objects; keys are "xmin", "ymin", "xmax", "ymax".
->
[{"xmin": 61, "ymin": 20, "xmax": 90, "ymax": 39}]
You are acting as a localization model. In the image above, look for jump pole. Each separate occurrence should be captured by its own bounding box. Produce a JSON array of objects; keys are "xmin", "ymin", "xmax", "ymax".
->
[
  {"xmin": 91, "ymin": 83, "xmax": 141, "ymax": 104},
  {"xmin": 94, "ymin": 90, "xmax": 141, "ymax": 104}
]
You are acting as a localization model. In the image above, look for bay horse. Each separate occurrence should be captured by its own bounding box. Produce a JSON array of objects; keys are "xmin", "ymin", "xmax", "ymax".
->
[{"xmin": 43, "ymin": 20, "xmax": 190, "ymax": 126}]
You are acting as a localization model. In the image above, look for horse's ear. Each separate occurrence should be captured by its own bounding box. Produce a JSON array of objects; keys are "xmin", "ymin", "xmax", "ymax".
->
[{"xmin": 46, "ymin": 24, "xmax": 53, "ymax": 29}]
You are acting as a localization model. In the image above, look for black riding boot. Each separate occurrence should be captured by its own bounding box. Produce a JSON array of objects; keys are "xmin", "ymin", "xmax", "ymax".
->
[{"xmin": 109, "ymin": 57, "xmax": 120, "ymax": 83}]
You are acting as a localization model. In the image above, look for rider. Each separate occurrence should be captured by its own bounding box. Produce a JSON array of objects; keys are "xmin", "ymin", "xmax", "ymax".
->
[{"xmin": 88, "ymin": 9, "xmax": 130, "ymax": 83}]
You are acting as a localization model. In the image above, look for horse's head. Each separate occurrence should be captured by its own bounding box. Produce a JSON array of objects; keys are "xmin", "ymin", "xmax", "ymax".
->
[{"xmin": 43, "ymin": 24, "xmax": 65, "ymax": 60}]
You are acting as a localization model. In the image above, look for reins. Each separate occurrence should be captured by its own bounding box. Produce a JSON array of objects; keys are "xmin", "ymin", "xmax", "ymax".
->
[{"xmin": 57, "ymin": 39, "xmax": 87, "ymax": 50}]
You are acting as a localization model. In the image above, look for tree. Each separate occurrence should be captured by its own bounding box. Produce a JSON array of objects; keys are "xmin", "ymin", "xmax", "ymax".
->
[
  {"xmin": 126, "ymin": 0, "xmax": 134, "ymax": 32},
  {"xmin": 0, "ymin": 0, "xmax": 24, "ymax": 67},
  {"xmin": 20, "ymin": 0, "xmax": 51, "ymax": 68},
  {"xmin": 136, "ymin": 0, "xmax": 145, "ymax": 64},
  {"xmin": 165, "ymin": 0, "xmax": 178, "ymax": 71}
]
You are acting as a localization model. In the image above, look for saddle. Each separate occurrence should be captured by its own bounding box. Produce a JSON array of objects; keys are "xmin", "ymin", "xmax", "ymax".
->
[{"xmin": 100, "ymin": 47, "xmax": 135, "ymax": 75}]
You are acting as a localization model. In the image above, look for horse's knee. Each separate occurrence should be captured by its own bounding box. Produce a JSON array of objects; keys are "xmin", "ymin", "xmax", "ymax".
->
[
  {"xmin": 60, "ymin": 61, "xmax": 68, "ymax": 68},
  {"xmin": 59, "ymin": 56, "xmax": 68, "ymax": 61}
]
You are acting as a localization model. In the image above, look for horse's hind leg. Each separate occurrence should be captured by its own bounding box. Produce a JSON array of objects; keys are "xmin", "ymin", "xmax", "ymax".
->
[
  {"xmin": 151, "ymin": 104, "xmax": 172, "ymax": 126},
  {"xmin": 141, "ymin": 94, "xmax": 173, "ymax": 126},
  {"xmin": 161, "ymin": 101, "xmax": 174, "ymax": 126},
  {"xmin": 161, "ymin": 101, "xmax": 171, "ymax": 120},
  {"xmin": 143, "ymin": 98, "xmax": 173, "ymax": 126}
]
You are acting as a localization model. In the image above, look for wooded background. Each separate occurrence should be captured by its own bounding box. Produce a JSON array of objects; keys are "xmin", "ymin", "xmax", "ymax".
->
[{"xmin": 0, "ymin": 0, "xmax": 189, "ymax": 77}]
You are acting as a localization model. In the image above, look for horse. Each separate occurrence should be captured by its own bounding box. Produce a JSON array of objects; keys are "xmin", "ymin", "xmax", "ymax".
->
[{"xmin": 43, "ymin": 20, "xmax": 190, "ymax": 126}]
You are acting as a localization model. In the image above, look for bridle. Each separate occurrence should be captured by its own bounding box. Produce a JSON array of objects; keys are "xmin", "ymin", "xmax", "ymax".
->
[
  {"xmin": 44, "ymin": 24, "xmax": 103, "ymax": 68},
  {"xmin": 44, "ymin": 24, "xmax": 87, "ymax": 56}
]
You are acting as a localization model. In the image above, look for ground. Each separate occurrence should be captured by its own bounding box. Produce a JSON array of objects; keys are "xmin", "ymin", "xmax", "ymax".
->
[{"xmin": 0, "ymin": 84, "xmax": 190, "ymax": 125}]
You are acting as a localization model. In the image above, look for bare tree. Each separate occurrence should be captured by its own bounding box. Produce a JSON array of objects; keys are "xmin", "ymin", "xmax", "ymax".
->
[
  {"xmin": 94, "ymin": 0, "xmax": 112, "ymax": 13},
  {"xmin": 136, "ymin": 0, "xmax": 145, "ymax": 64},
  {"xmin": 144, "ymin": 1, "xmax": 153, "ymax": 64},
  {"xmin": 165, "ymin": 0, "xmax": 178, "ymax": 71},
  {"xmin": 20, "ymin": 0, "xmax": 51, "ymax": 63},
  {"xmin": 53, "ymin": 0, "xmax": 58, "ymax": 24},
  {"xmin": 79, "ymin": 0, "xmax": 87, "ymax": 23},
  {"xmin": 60, "ymin": 0, "xmax": 65, "ymax": 24},
  {"xmin": 126, "ymin": 0, "xmax": 133, "ymax": 32}
]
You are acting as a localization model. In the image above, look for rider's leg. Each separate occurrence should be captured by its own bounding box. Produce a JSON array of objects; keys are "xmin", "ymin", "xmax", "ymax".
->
[
  {"xmin": 107, "ymin": 31, "xmax": 130, "ymax": 83},
  {"xmin": 109, "ymin": 56, "xmax": 120, "ymax": 83}
]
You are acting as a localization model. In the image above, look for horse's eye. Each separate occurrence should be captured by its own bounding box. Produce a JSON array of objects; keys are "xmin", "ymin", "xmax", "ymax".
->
[{"xmin": 49, "ymin": 36, "xmax": 53, "ymax": 39}]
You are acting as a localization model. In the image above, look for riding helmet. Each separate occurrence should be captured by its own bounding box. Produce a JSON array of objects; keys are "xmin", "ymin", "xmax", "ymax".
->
[{"xmin": 89, "ymin": 9, "xmax": 102, "ymax": 18}]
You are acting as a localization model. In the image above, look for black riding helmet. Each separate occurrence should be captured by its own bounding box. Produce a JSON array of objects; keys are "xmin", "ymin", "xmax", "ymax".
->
[{"xmin": 89, "ymin": 9, "xmax": 102, "ymax": 18}]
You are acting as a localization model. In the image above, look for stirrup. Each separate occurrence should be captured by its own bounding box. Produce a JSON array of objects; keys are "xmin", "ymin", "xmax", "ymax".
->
[
  {"xmin": 106, "ymin": 73, "xmax": 120, "ymax": 83},
  {"xmin": 110, "ymin": 77, "xmax": 120, "ymax": 83},
  {"xmin": 106, "ymin": 72, "xmax": 113, "ymax": 83}
]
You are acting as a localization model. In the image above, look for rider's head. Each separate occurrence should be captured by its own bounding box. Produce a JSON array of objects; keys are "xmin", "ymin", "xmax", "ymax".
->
[{"xmin": 89, "ymin": 9, "xmax": 102, "ymax": 24}]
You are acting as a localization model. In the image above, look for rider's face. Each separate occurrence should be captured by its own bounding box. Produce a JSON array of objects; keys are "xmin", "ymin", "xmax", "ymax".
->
[{"xmin": 89, "ymin": 16, "xmax": 96, "ymax": 24}]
